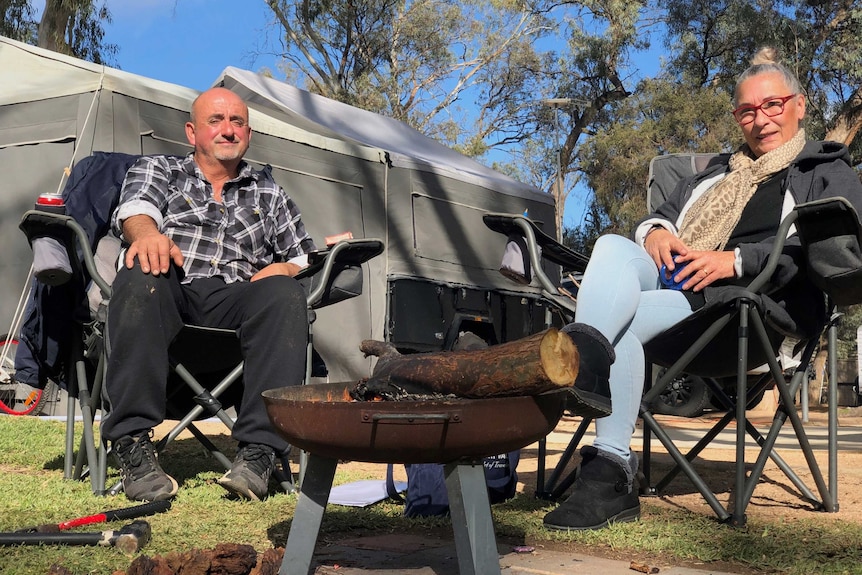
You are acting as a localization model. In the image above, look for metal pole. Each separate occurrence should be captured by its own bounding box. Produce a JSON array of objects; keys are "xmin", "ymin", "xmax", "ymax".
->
[{"xmin": 541, "ymin": 98, "xmax": 572, "ymax": 242}]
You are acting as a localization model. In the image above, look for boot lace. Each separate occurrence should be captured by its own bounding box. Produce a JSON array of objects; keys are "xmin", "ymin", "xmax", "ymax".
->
[
  {"xmin": 119, "ymin": 434, "xmax": 159, "ymax": 481},
  {"xmin": 237, "ymin": 444, "xmax": 274, "ymax": 477}
]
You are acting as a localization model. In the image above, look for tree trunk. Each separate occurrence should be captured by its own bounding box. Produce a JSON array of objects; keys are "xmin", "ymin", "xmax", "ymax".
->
[
  {"xmin": 36, "ymin": 0, "xmax": 73, "ymax": 54},
  {"xmin": 825, "ymin": 87, "xmax": 862, "ymax": 148},
  {"xmin": 357, "ymin": 328, "xmax": 578, "ymax": 399}
]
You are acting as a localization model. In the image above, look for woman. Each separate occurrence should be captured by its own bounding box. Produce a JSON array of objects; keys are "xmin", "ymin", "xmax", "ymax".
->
[{"xmin": 543, "ymin": 47, "xmax": 862, "ymax": 531}]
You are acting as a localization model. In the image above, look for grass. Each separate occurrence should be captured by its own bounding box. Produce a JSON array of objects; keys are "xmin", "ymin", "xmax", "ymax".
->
[{"xmin": 2, "ymin": 416, "xmax": 862, "ymax": 574}]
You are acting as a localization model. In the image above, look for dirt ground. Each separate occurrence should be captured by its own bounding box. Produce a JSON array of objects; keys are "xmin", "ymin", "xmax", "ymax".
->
[{"xmin": 335, "ymin": 403, "xmax": 862, "ymax": 527}]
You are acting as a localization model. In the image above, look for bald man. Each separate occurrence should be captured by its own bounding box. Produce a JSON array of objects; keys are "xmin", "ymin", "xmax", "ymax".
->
[{"xmin": 102, "ymin": 88, "xmax": 316, "ymax": 502}]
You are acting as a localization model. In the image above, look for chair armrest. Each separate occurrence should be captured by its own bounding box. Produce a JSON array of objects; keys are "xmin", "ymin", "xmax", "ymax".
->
[
  {"xmin": 794, "ymin": 197, "xmax": 862, "ymax": 306},
  {"xmin": 483, "ymin": 213, "xmax": 585, "ymax": 317},
  {"xmin": 302, "ymin": 238, "xmax": 384, "ymax": 309},
  {"xmin": 483, "ymin": 213, "xmax": 589, "ymax": 274},
  {"xmin": 19, "ymin": 209, "xmax": 113, "ymax": 299}
]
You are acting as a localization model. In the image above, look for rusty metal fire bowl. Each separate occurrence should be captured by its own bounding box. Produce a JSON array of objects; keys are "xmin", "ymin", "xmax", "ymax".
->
[{"xmin": 263, "ymin": 382, "xmax": 569, "ymax": 464}]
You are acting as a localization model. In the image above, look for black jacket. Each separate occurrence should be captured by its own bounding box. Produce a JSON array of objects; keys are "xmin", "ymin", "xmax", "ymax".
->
[{"xmin": 638, "ymin": 141, "xmax": 862, "ymax": 337}]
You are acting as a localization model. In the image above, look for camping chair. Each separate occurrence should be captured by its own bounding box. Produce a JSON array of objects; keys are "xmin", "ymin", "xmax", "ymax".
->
[
  {"xmin": 484, "ymin": 157, "xmax": 856, "ymax": 526},
  {"xmin": 17, "ymin": 151, "xmax": 384, "ymax": 496}
]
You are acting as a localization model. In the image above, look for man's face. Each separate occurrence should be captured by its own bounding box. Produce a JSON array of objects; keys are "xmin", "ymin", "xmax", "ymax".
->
[
  {"xmin": 186, "ymin": 88, "xmax": 251, "ymax": 163},
  {"xmin": 735, "ymin": 72, "xmax": 805, "ymax": 158}
]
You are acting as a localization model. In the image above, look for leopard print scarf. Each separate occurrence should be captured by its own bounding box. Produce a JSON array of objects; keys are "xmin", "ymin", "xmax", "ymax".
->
[{"xmin": 678, "ymin": 129, "xmax": 806, "ymax": 251}]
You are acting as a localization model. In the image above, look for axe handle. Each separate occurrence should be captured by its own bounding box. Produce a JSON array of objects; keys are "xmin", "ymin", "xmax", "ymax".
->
[
  {"xmin": 0, "ymin": 531, "xmax": 106, "ymax": 546},
  {"xmin": 58, "ymin": 500, "xmax": 170, "ymax": 530},
  {"xmin": 16, "ymin": 499, "xmax": 171, "ymax": 532}
]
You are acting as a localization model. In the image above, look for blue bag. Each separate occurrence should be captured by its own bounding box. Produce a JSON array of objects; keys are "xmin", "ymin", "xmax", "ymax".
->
[{"xmin": 388, "ymin": 450, "xmax": 521, "ymax": 518}]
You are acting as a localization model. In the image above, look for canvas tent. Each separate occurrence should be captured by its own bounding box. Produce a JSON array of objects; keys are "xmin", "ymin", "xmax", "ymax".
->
[{"xmin": 0, "ymin": 35, "xmax": 561, "ymax": 384}]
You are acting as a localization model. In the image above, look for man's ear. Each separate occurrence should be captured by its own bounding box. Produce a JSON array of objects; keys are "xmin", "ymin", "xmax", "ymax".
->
[{"xmin": 185, "ymin": 121, "xmax": 195, "ymax": 146}]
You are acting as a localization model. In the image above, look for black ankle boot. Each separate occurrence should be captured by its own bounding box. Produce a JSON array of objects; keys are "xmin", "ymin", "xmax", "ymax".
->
[
  {"xmin": 543, "ymin": 445, "xmax": 640, "ymax": 530},
  {"xmin": 561, "ymin": 323, "xmax": 613, "ymax": 418}
]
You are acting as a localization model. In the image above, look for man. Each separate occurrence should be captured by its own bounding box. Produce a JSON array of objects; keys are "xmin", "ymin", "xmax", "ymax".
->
[{"xmin": 101, "ymin": 87, "xmax": 316, "ymax": 502}]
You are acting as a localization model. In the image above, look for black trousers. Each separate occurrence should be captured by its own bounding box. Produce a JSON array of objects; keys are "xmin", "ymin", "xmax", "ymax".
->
[{"xmin": 100, "ymin": 264, "xmax": 307, "ymax": 453}]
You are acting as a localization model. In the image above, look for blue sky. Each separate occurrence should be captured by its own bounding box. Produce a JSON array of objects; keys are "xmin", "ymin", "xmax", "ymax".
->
[{"xmin": 104, "ymin": 0, "xmax": 280, "ymax": 91}]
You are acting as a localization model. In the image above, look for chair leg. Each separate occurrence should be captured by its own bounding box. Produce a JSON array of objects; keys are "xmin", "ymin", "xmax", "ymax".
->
[
  {"xmin": 184, "ymin": 423, "xmax": 233, "ymax": 470},
  {"xmin": 652, "ymin": 411, "xmax": 734, "ymax": 493},
  {"xmin": 730, "ymin": 301, "xmax": 751, "ymax": 526},
  {"xmin": 64, "ymin": 390, "xmax": 76, "ymax": 480},
  {"xmin": 72, "ymin": 356, "xmax": 101, "ymax": 495},
  {"xmin": 826, "ymin": 313, "xmax": 840, "ymax": 511},
  {"xmin": 537, "ymin": 416, "xmax": 592, "ymax": 500},
  {"xmin": 640, "ymin": 410, "xmax": 732, "ymax": 523},
  {"xmin": 273, "ymin": 451, "xmax": 297, "ymax": 494},
  {"xmin": 749, "ymin": 310, "xmax": 836, "ymax": 512}
]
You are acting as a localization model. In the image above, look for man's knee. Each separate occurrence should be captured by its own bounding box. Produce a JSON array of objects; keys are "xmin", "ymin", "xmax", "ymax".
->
[
  {"xmin": 248, "ymin": 276, "xmax": 307, "ymax": 318},
  {"xmin": 110, "ymin": 265, "xmax": 183, "ymax": 324}
]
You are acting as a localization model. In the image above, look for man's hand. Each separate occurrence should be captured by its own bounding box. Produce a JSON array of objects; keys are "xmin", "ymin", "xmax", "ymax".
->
[
  {"xmin": 251, "ymin": 262, "xmax": 303, "ymax": 282},
  {"xmin": 122, "ymin": 215, "xmax": 184, "ymax": 275}
]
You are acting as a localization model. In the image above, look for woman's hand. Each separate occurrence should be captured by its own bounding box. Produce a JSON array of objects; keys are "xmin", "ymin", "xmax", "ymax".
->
[
  {"xmin": 671, "ymin": 250, "xmax": 737, "ymax": 292},
  {"xmin": 644, "ymin": 227, "xmax": 689, "ymax": 271}
]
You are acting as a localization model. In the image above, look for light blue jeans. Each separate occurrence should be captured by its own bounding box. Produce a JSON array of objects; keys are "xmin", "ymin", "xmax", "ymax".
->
[{"xmin": 574, "ymin": 234, "xmax": 695, "ymax": 460}]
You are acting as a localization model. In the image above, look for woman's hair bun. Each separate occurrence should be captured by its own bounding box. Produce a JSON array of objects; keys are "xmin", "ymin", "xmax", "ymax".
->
[{"xmin": 751, "ymin": 46, "xmax": 780, "ymax": 66}]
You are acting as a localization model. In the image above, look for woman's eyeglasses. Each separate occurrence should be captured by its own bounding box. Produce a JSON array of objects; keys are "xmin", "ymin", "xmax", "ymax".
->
[{"xmin": 732, "ymin": 94, "xmax": 798, "ymax": 125}]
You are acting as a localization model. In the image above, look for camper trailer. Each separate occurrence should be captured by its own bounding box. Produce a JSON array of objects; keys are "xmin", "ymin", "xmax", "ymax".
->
[{"xmin": 0, "ymin": 36, "xmax": 564, "ymax": 393}]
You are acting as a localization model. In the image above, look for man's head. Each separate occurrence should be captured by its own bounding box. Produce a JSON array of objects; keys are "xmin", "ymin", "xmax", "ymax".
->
[{"xmin": 186, "ymin": 87, "xmax": 251, "ymax": 169}]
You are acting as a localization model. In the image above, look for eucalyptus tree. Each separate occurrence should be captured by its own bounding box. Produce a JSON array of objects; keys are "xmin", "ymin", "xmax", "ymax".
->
[
  {"xmin": 662, "ymin": 0, "xmax": 862, "ymax": 151},
  {"xmin": 495, "ymin": 0, "xmax": 651, "ymax": 238},
  {"xmin": 573, "ymin": 0, "xmax": 862, "ymax": 245},
  {"xmin": 264, "ymin": 0, "xmax": 554, "ymax": 152},
  {"xmin": 578, "ymin": 78, "xmax": 739, "ymax": 243},
  {"xmin": 0, "ymin": 0, "xmax": 115, "ymax": 63},
  {"xmin": 0, "ymin": 0, "xmax": 36, "ymax": 42}
]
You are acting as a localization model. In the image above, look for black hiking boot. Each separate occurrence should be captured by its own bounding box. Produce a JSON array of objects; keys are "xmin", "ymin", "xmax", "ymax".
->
[
  {"xmin": 561, "ymin": 323, "xmax": 614, "ymax": 418},
  {"xmin": 543, "ymin": 445, "xmax": 640, "ymax": 530},
  {"xmin": 113, "ymin": 431, "xmax": 178, "ymax": 502},
  {"xmin": 217, "ymin": 443, "xmax": 276, "ymax": 501}
]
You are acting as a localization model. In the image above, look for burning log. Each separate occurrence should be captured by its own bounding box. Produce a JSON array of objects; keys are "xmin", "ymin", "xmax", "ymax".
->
[{"xmin": 356, "ymin": 328, "xmax": 578, "ymax": 400}]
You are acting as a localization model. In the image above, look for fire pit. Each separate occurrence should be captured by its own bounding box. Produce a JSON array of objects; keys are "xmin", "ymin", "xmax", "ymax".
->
[
  {"xmin": 262, "ymin": 382, "xmax": 569, "ymax": 463},
  {"xmin": 263, "ymin": 382, "xmax": 570, "ymax": 575}
]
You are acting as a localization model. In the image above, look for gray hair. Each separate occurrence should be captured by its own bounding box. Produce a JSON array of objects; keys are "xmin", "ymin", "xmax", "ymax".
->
[{"xmin": 733, "ymin": 46, "xmax": 802, "ymax": 107}]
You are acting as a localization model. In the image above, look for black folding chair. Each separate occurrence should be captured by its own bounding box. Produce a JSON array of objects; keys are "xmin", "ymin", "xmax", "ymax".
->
[
  {"xmin": 484, "ymin": 192, "xmax": 854, "ymax": 525},
  {"xmin": 18, "ymin": 152, "xmax": 383, "ymax": 496}
]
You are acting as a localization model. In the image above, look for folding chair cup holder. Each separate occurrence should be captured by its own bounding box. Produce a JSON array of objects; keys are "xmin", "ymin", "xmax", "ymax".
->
[
  {"xmin": 18, "ymin": 154, "xmax": 384, "ymax": 498},
  {"xmin": 483, "ymin": 187, "xmax": 858, "ymax": 526}
]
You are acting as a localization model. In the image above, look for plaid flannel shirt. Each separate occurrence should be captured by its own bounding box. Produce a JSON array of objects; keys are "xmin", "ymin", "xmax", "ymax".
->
[{"xmin": 112, "ymin": 153, "xmax": 316, "ymax": 283}]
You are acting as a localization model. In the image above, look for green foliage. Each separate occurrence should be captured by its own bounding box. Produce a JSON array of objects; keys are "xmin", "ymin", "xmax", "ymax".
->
[
  {"xmin": 265, "ymin": 0, "xmax": 552, "ymax": 151},
  {"xmin": 0, "ymin": 0, "xmax": 116, "ymax": 64},
  {"xmin": 660, "ymin": 0, "xmax": 862, "ymax": 146},
  {"xmin": 836, "ymin": 304, "xmax": 862, "ymax": 361},
  {"xmin": 0, "ymin": 0, "xmax": 36, "ymax": 43},
  {"xmin": 576, "ymin": 78, "xmax": 739, "ymax": 242}
]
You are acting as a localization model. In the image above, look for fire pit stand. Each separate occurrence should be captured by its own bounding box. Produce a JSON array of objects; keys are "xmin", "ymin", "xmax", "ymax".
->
[
  {"xmin": 262, "ymin": 383, "xmax": 571, "ymax": 575},
  {"xmin": 279, "ymin": 453, "xmax": 501, "ymax": 575}
]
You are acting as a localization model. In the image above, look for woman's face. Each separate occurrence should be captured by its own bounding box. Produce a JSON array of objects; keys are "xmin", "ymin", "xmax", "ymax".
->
[{"xmin": 734, "ymin": 72, "xmax": 805, "ymax": 157}]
